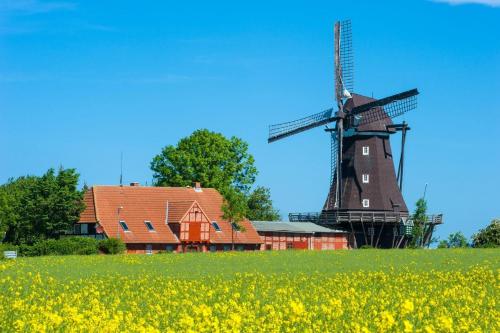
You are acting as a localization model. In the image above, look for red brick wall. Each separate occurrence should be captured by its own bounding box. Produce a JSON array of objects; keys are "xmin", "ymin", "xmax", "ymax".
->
[{"xmin": 258, "ymin": 232, "xmax": 349, "ymax": 250}]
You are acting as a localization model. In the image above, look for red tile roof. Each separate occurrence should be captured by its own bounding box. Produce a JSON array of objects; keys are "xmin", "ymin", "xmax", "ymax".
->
[
  {"xmin": 80, "ymin": 188, "xmax": 97, "ymax": 223},
  {"xmin": 79, "ymin": 185, "xmax": 262, "ymax": 244},
  {"xmin": 167, "ymin": 201, "xmax": 196, "ymax": 223}
]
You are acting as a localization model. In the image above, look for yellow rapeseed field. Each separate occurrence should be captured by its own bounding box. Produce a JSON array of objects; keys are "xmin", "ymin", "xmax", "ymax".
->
[{"xmin": 0, "ymin": 249, "xmax": 498, "ymax": 332}]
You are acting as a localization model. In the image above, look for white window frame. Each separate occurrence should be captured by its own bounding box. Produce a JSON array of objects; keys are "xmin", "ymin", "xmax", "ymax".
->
[
  {"xmin": 119, "ymin": 220, "xmax": 131, "ymax": 232},
  {"xmin": 362, "ymin": 174, "xmax": 369, "ymax": 184},
  {"xmin": 362, "ymin": 146, "xmax": 369, "ymax": 156},
  {"xmin": 144, "ymin": 220, "xmax": 156, "ymax": 232},
  {"xmin": 212, "ymin": 221, "xmax": 222, "ymax": 232},
  {"xmin": 362, "ymin": 199, "xmax": 370, "ymax": 208}
]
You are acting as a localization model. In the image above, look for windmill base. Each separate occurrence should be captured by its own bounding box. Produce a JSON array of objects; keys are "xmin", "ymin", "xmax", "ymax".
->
[{"xmin": 289, "ymin": 210, "xmax": 443, "ymax": 249}]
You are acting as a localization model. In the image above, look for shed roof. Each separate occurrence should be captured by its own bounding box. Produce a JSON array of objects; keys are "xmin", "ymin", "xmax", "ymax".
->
[{"xmin": 251, "ymin": 221, "xmax": 347, "ymax": 234}]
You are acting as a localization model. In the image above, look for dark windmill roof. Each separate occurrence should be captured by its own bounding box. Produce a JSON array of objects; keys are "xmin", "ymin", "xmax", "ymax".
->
[{"xmin": 344, "ymin": 93, "xmax": 393, "ymax": 132}]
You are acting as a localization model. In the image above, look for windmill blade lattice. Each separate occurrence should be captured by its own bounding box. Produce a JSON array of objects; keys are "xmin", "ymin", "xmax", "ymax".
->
[
  {"xmin": 339, "ymin": 20, "xmax": 354, "ymax": 93},
  {"xmin": 330, "ymin": 131, "xmax": 338, "ymax": 186},
  {"xmin": 268, "ymin": 108, "xmax": 336, "ymax": 143},
  {"xmin": 351, "ymin": 89, "xmax": 418, "ymax": 126}
]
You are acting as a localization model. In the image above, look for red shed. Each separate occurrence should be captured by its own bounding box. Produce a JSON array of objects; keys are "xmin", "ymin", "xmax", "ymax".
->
[{"xmin": 251, "ymin": 221, "xmax": 349, "ymax": 250}]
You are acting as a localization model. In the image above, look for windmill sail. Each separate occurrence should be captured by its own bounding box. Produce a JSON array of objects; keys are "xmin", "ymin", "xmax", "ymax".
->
[
  {"xmin": 339, "ymin": 20, "xmax": 354, "ymax": 94},
  {"xmin": 268, "ymin": 108, "xmax": 336, "ymax": 143},
  {"xmin": 350, "ymin": 89, "xmax": 418, "ymax": 125}
]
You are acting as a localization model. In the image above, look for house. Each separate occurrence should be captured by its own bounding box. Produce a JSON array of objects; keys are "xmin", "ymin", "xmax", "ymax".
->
[
  {"xmin": 251, "ymin": 221, "xmax": 349, "ymax": 250},
  {"xmin": 76, "ymin": 182, "xmax": 262, "ymax": 253}
]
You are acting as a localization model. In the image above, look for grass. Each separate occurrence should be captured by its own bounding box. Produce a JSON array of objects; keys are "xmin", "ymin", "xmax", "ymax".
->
[
  {"xmin": 0, "ymin": 249, "xmax": 499, "ymax": 332},
  {"xmin": 2, "ymin": 248, "xmax": 499, "ymax": 280}
]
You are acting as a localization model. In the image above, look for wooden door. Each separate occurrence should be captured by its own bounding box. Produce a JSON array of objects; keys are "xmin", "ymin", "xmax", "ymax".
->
[{"xmin": 189, "ymin": 223, "xmax": 201, "ymax": 242}]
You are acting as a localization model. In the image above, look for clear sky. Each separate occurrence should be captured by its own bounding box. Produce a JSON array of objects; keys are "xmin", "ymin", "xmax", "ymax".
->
[{"xmin": 1, "ymin": 0, "xmax": 499, "ymax": 240}]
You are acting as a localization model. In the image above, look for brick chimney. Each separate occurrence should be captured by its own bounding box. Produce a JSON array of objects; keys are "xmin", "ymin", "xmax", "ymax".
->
[{"xmin": 130, "ymin": 182, "xmax": 140, "ymax": 187}]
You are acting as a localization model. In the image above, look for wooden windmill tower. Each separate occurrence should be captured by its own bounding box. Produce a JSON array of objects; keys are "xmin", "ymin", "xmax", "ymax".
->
[{"xmin": 268, "ymin": 20, "xmax": 442, "ymax": 248}]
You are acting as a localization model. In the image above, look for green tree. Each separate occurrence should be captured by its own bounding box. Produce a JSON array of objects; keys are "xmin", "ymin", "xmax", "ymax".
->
[
  {"xmin": 0, "ymin": 167, "xmax": 84, "ymax": 245},
  {"xmin": 151, "ymin": 129, "xmax": 257, "ymax": 194},
  {"xmin": 437, "ymin": 240, "xmax": 448, "ymax": 248},
  {"xmin": 246, "ymin": 186, "xmax": 281, "ymax": 221},
  {"xmin": 221, "ymin": 187, "xmax": 248, "ymax": 250},
  {"xmin": 408, "ymin": 198, "xmax": 427, "ymax": 248},
  {"xmin": 447, "ymin": 232, "xmax": 468, "ymax": 248},
  {"xmin": 151, "ymin": 129, "xmax": 280, "ymax": 227},
  {"xmin": 472, "ymin": 219, "xmax": 500, "ymax": 248}
]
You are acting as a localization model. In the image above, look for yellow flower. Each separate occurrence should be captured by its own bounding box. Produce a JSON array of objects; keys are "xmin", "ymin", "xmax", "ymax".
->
[{"xmin": 403, "ymin": 320, "xmax": 413, "ymax": 332}]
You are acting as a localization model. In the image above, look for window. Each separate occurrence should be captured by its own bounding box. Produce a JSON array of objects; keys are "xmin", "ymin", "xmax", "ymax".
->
[
  {"xmin": 362, "ymin": 199, "xmax": 370, "ymax": 208},
  {"xmin": 165, "ymin": 245, "xmax": 174, "ymax": 252},
  {"xmin": 212, "ymin": 221, "xmax": 221, "ymax": 232},
  {"xmin": 231, "ymin": 222, "xmax": 240, "ymax": 232},
  {"xmin": 362, "ymin": 146, "xmax": 369, "ymax": 156},
  {"xmin": 209, "ymin": 245, "xmax": 217, "ymax": 252},
  {"xmin": 144, "ymin": 221, "xmax": 155, "ymax": 231},
  {"xmin": 236, "ymin": 245, "xmax": 245, "ymax": 251},
  {"xmin": 119, "ymin": 221, "xmax": 130, "ymax": 231},
  {"xmin": 146, "ymin": 244, "xmax": 153, "ymax": 255},
  {"xmin": 81, "ymin": 224, "xmax": 88, "ymax": 234},
  {"xmin": 223, "ymin": 244, "xmax": 231, "ymax": 251},
  {"xmin": 362, "ymin": 174, "xmax": 369, "ymax": 184}
]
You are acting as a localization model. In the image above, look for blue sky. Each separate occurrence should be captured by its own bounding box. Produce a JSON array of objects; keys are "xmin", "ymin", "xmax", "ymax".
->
[{"xmin": 1, "ymin": 0, "xmax": 499, "ymax": 240}]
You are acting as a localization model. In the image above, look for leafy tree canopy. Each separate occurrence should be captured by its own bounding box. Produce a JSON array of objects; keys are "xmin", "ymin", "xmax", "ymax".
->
[
  {"xmin": 472, "ymin": 219, "xmax": 500, "ymax": 248},
  {"xmin": 447, "ymin": 231, "xmax": 468, "ymax": 248},
  {"xmin": 0, "ymin": 167, "xmax": 84, "ymax": 245},
  {"xmin": 246, "ymin": 186, "xmax": 280, "ymax": 221},
  {"xmin": 151, "ymin": 129, "xmax": 280, "ymax": 223},
  {"xmin": 151, "ymin": 129, "xmax": 257, "ymax": 194},
  {"xmin": 408, "ymin": 198, "xmax": 428, "ymax": 248}
]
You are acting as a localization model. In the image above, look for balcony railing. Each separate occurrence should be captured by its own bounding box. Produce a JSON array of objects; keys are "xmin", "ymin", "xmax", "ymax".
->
[{"xmin": 289, "ymin": 211, "xmax": 443, "ymax": 225}]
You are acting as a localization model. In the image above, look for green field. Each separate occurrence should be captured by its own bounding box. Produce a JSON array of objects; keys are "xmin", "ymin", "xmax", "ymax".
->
[{"xmin": 1, "ymin": 249, "xmax": 499, "ymax": 332}]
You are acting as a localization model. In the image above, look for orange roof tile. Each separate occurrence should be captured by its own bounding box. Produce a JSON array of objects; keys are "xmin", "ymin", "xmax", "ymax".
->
[
  {"xmin": 80, "ymin": 189, "xmax": 97, "ymax": 223},
  {"xmin": 79, "ymin": 185, "xmax": 262, "ymax": 244},
  {"xmin": 167, "ymin": 201, "xmax": 196, "ymax": 223}
]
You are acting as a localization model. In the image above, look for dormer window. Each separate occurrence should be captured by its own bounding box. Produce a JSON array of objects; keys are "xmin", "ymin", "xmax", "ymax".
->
[
  {"xmin": 119, "ymin": 221, "xmax": 130, "ymax": 232},
  {"xmin": 144, "ymin": 221, "xmax": 155, "ymax": 232},
  {"xmin": 212, "ymin": 221, "xmax": 221, "ymax": 232},
  {"xmin": 362, "ymin": 174, "xmax": 369, "ymax": 183},
  {"xmin": 362, "ymin": 146, "xmax": 369, "ymax": 156}
]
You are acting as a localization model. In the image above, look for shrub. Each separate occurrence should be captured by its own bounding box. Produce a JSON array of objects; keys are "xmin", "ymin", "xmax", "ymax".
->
[
  {"xmin": 437, "ymin": 240, "xmax": 448, "ymax": 248},
  {"xmin": 15, "ymin": 237, "xmax": 99, "ymax": 256},
  {"xmin": 472, "ymin": 219, "xmax": 500, "ymax": 248},
  {"xmin": 99, "ymin": 238, "xmax": 126, "ymax": 254},
  {"xmin": 359, "ymin": 245, "xmax": 374, "ymax": 249}
]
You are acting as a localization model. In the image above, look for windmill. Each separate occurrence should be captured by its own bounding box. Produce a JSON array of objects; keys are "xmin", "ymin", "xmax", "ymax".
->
[{"xmin": 268, "ymin": 20, "xmax": 442, "ymax": 248}]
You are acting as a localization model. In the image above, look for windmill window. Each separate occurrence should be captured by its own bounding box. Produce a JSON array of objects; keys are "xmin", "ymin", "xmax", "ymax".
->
[
  {"xmin": 362, "ymin": 199, "xmax": 370, "ymax": 208},
  {"xmin": 119, "ymin": 221, "xmax": 130, "ymax": 232},
  {"xmin": 362, "ymin": 174, "xmax": 369, "ymax": 183},
  {"xmin": 212, "ymin": 221, "xmax": 221, "ymax": 232},
  {"xmin": 362, "ymin": 146, "xmax": 369, "ymax": 156},
  {"xmin": 144, "ymin": 221, "xmax": 155, "ymax": 232}
]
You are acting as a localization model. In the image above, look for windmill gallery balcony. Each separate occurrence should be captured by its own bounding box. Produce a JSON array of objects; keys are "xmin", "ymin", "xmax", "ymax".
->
[
  {"xmin": 289, "ymin": 211, "xmax": 443, "ymax": 226},
  {"xmin": 289, "ymin": 211, "xmax": 443, "ymax": 248}
]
